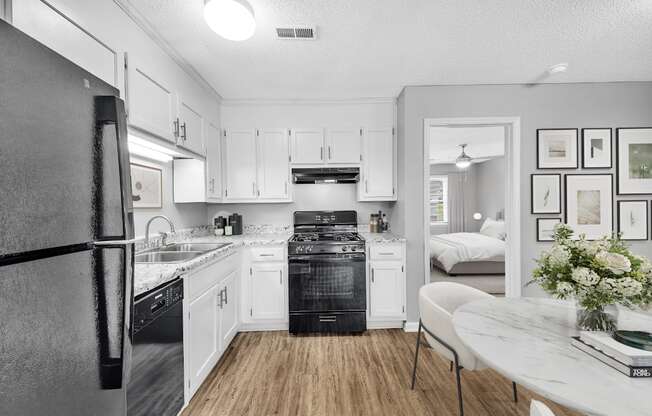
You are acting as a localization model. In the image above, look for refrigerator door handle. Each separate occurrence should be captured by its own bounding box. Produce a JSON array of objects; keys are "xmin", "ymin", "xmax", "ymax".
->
[{"xmin": 94, "ymin": 239, "xmax": 138, "ymax": 246}]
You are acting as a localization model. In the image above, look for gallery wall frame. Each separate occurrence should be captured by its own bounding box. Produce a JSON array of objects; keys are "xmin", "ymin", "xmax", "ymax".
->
[
  {"xmin": 616, "ymin": 200, "xmax": 649, "ymax": 241},
  {"xmin": 616, "ymin": 127, "xmax": 652, "ymax": 195},
  {"xmin": 536, "ymin": 218, "xmax": 562, "ymax": 242},
  {"xmin": 130, "ymin": 163, "xmax": 163, "ymax": 208},
  {"xmin": 564, "ymin": 174, "xmax": 614, "ymax": 240},
  {"xmin": 537, "ymin": 128, "xmax": 579, "ymax": 169},
  {"xmin": 531, "ymin": 173, "xmax": 562, "ymax": 214},
  {"xmin": 581, "ymin": 128, "xmax": 612, "ymax": 169}
]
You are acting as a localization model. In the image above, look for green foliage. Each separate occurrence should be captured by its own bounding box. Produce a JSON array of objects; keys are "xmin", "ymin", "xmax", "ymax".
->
[{"xmin": 529, "ymin": 224, "xmax": 652, "ymax": 311}]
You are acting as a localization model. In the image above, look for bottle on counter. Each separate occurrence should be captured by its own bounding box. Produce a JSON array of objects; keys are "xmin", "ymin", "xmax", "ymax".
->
[
  {"xmin": 224, "ymin": 218, "xmax": 233, "ymax": 236},
  {"xmin": 370, "ymin": 213, "xmax": 379, "ymax": 233},
  {"xmin": 381, "ymin": 213, "xmax": 389, "ymax": 232},
  {"xmin": 214, "ymin": 216, "xmax": 225, "ymax": 236}
]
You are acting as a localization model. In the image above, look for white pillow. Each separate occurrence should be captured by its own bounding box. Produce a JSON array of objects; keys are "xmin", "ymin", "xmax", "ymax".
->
[{"xmin": 479, "ymin": 218, "xmax": 506, "ymax": 240}]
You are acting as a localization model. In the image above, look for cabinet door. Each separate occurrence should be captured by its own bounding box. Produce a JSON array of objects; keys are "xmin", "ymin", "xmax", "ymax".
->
[
  {"xmin": 250, "ymin": 263, "xmax": 285, "ymax": 320},
  {"xmin": 219, "ymin": 271, "xmax": 239, "ymax": 348},
  {"xmin": 369, "ymin": 261, "xmax": 404, "ymax": 318},
  {"xmin": 12, "ymin": 0, "xmax": 118, "ymax": 87},
  {"xmin": 361, "ymin": 128, "xmax": 395, "ymax": 199},
  {"xmin": 187, "ymin": 286, "xmax": 219, "ymax": 392},
  {"xmin": 223, "ymin": 129, "xmax": 257, "ymax": 200},
  {"xmin": 126, "ymin": 58, "xmax": 177, "ymax": 143},
  {"xmin": 327, "ymin": 128, "xmax": 361, "ymax": 164},
  {"xmin": 178, "ymin": 98, "xmax": 204, "ymax": 155},
  {"xmin": 257, "ymin": 129, "xmax": 290, "ymax": 200},
  {"xmin": 290, "ymin": 128, "xmax": 324, "ymax": 165},
  {"xmin": 205, "ymin": 122, "xmax": 222, "ymax": 202}
]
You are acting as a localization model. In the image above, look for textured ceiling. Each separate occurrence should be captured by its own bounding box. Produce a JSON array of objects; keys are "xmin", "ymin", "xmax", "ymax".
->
[{"xmin": 128, "ymin": 0, "xmax": 652, "ymax": 99}]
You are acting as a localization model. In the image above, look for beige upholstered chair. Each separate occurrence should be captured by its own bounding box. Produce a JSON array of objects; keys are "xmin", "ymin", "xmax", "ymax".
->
[
  {"xmin": 531, "ymin": 400, "xmax": 556, "ymax": 416},
  {"xmin": 411, "ymin": 282, "xmax": 518, "ymax": 416}
]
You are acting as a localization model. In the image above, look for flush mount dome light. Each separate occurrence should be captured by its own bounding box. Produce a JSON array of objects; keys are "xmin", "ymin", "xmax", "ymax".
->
[
  {"xmin": 204, "ymin": 0, "xmax": 256, "ymax": 41},
  {"xmin": 548, "ymin": 62, "xmax": 569, "ymax": 74},
  {"xmin": 455, "ymin": 144, "xmax": 472, "ymax": 169}
]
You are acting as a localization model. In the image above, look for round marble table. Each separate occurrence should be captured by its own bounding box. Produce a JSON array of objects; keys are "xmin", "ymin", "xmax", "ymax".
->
[{"xmin": 452, "ymin": 297, "xmax": 652, "ymax": 416}]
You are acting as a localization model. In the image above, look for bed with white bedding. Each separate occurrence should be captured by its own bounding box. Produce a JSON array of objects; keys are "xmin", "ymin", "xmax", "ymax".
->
[{"xmin": 429, "ymin": 219, "xmax": 506, "ymax": 275}]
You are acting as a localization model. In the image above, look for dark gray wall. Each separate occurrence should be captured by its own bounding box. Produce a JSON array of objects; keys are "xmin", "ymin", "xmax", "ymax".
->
[
  {"xmin": 397, "ymin": 82, "xmax": 652, "ymax": 322},
  {"xmin": 475, "ymin": 157, "xmax": 505, "ymax": 222}
]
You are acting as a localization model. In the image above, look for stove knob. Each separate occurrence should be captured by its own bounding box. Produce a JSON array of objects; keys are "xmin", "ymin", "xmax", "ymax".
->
[
  {"xmin": 296, "ymin": 246, "xmax": 303, "ymax": 253},
  {"xmin": 342, "ymin": 246, "xmax": 348, "ymax": 252},
  {"xmin": 307, "ymin": 246, "xmax": 313, "ymax": 253}
]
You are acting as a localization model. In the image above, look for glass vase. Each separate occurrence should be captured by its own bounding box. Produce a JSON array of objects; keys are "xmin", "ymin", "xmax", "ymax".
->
[{"xmin": 576, "ymin": 303, "xmax": 618, "ymax": 332}]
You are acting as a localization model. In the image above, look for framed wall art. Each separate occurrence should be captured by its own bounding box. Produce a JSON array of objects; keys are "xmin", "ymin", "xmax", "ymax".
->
[
  {"xmin": 537, "ymin": 218, "xmax": 562, "ymax": 242},
  {"xmin": 537, "ymin": 128, "xmax": 579, "ymax": 169},
  {"xmin": 617, "ymin": 200, "xmax": 649, "ymax": 241},
  {"xmin": 564, "ymin": 174, "xmax": 613, "ymax": 240},
  {"xmin": 531, "ymin": 174, "xmax": 562, "ymax": 214},
  {"xmin": 130, "ymin": 163, "xmax": 163, "ymax": 208},
  {"xmin": 582, "ymin": 128, "xmax": 612, "ymax": 169},
  {"xmin": 617, "ymin": 128, "xmax": 652, "ymax": 195}
]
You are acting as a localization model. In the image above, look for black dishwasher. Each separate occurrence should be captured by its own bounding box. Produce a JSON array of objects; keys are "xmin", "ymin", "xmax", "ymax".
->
[{"xmin": 127, "ymin": 278, "xmax": 184, "ymax": 416}]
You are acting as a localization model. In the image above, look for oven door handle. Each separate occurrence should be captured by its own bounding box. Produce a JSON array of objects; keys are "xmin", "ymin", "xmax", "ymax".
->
[{"xmin": 288, "ymin": 255, "xmax": 366, "ymax": 262}]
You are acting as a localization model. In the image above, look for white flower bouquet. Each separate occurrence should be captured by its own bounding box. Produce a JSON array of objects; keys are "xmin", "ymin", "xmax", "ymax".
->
[{"xmin": 531, "ymin": 224, "xmax": 652, "ymax": 331}]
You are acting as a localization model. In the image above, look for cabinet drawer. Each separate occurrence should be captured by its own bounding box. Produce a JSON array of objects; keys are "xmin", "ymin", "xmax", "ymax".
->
[
  {"xmin": 187, "ymin": 251, "xmax": 239, "ymax": 301},
  {"xmin": 370, "ymin": 244, "xmax": 403, "ymax": 261},
  {"xmin": 250, "ymin": 246, "xmax": 285, "ymax": 262}
]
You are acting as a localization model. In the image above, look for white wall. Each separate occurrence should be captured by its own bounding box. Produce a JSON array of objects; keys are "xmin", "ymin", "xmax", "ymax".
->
[
  {"xmin": 131, "ymin": 158, "xmax": 207, "ymax": 238},
  {"xmin": 207, "ymin": 184, "xmax": 393, "ymax": 229},
  {"xmin": 397, "ymin": 82, "xmax": 652, "ymax": 322}
]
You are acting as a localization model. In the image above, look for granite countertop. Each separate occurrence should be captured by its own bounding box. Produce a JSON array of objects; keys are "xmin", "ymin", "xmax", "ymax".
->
[
  {"xmin": 359, "ymin": 231, "xmax": 406, "ymax": 243},
  {"xmin": 134, "ymin": 233, "xmax": 290, "ymax": 297}
]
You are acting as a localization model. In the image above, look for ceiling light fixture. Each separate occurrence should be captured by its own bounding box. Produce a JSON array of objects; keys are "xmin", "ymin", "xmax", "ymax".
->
[
  {"xmin": 548, "ymin": 63, "xmax": 569, "ymax": 74},
  {"xmin": 204, "ymin": 0, "xmax": 256, "ymax": 41},
  {"xmin": 455, "ymin": 144, "xmax": 472, "ymax": 169}
]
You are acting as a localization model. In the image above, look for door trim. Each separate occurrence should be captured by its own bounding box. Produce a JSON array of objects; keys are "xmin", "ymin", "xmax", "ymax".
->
[{"xmin": 423, "ymin": 116, "xmax": 522, "ymax": 298}]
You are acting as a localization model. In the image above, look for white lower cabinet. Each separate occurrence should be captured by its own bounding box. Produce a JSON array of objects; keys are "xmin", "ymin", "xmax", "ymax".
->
[
  {"xmin": 240, "ymin": 245, "xmax": 288, "ymax": 330},
  {"xmin": 184, "ymin": 251, "xmax": 240, "ymax": 400},
  {"xmin": 367, "ymin": 242, "xmax": 406, "ymax": 325}
]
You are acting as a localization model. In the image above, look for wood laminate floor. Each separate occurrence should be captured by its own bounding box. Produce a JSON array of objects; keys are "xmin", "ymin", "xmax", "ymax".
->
[{"xmin": 183, "ymin": 330, "xmax": 580, "ymax": 416}]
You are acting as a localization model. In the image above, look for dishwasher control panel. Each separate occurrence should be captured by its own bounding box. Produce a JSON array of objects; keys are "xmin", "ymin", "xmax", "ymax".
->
[{"xmin": 133, "ymin": 278, "xmax": 183, "ymax": 333}]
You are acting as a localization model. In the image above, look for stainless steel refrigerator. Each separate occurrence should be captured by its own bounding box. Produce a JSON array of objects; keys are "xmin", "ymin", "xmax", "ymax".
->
[{"xmin": 0, "ymin": 21, "xmax": 134, "ymax": 415}]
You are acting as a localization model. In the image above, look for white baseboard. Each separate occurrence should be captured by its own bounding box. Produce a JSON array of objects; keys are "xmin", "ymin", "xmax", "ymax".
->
[
  {"xmin": 238, "ymin": 322, "xmax": 289, "ymax": 332},
  {"xmin": 367, "ymin": 320, "xmax": 404, "ymax": 329},
  {"xmin": 403, "ymin": 321, "xmax": 419, "ymax": 332}
]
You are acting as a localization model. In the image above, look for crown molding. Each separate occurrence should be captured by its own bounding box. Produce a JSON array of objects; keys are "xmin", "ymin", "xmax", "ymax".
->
[
  {"xmin": 221, "ymin": 97, "xmax": 397, "ymax": 106},
  {"xmin": 113, "ymin": 0, "xmax": 222, "ymax": 102}
]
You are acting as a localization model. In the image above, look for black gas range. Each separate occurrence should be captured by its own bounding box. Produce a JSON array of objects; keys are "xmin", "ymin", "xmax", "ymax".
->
[{"xmin": 288, "ymin": 211, "xmax": 366, "ymax": 334}]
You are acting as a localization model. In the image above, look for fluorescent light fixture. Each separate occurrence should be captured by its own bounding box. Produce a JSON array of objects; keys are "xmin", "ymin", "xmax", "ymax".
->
[
  {"xmin": 548, "ymin": 63, "xmax": 568, "ymax": 74},
  {"xmin": 128, "ymin": 141, "xmax": 172, "ymax": 162},
  {"xmin": 204, "ymin": 0, "xmax": 256, "ymax": 41},
  {"xmin": 127, "ymin": 134, "xmax": 184, "ymax": 162},
  {"xmin": 455, "ymin": 144, "xmax": 472, "ymax": 169}
]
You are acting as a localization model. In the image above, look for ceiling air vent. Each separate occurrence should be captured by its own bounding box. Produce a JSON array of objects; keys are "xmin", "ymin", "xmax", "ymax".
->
[{"xmin": 276, "ymin": 26, "xmax": 317, "ymax": 40}]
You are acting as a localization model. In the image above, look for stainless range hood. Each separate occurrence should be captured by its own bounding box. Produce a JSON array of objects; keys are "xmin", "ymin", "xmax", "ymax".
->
[{"xmin": 292, "ymin": 167, "xmax": 360, "ymax": 184}]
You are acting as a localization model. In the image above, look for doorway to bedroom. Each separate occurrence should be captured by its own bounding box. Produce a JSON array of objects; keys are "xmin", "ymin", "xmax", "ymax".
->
[{"xmin": 423, "ymin": 117, "xmax": 522, "ymax": 297}]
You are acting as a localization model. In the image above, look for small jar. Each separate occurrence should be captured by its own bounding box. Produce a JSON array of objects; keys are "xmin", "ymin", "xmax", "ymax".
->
[{"xmin": 224, "ymin": 225, "xmax": 233, "ymax": 236}]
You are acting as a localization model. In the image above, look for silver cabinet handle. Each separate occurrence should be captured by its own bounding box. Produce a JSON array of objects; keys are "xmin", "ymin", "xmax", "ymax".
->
[
  {"xmin": 252, "ymin": 182, "xmax": 256, "ymax": 196},
  {"xmin": 173, "ymin": 118, "xmax": 180, "ymax": 138},
  {"xmin": 365, "ymin": 180, "xmax": 368, "ymax": 193},
  {"xmin": 320, "ymin": 146, "xmax": 323, "ymax": 161},
  {"xmin": 284, "ymin": 181, "xmax": 288, "ymax": 195},
  {"xmin": 180, "ymin": 122, "xmax": 187, "ymax": 141},
  {"xmin": 378, "ymin": 252, "xmax": 394, "ymax": 255},
  {"xmin": 328, "ymin": 146, "xmax": 332, "ymax": 160},
  {"xmin": 218, "ymin": 289, "xmax": 224, "ymax": 308},
  {"xmin": 280, "ymin": 270, "xmax": 283, "ymax": 285},
  {"xmin": 224, "ymin": 287, "xmax": 228, "ymax": 304},
  {"xmin": 259, "ymin": 253, "xmax": 274, "ymax": 257},
  {"xmin": 371, "ymin": 268, "xmax": 374, "ymax": 283},
  {"xmin": 319, "ymin": 315, "xmax": 337, "ymax": 322}
]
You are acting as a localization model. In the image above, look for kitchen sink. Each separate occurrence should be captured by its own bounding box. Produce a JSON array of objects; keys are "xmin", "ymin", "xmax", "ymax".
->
[
  {"xmin": 135, "ymin": 242, "xmax": 232, "ymax": 264},
  {"xmin": 155, "ymin": 243, "xmax": 231, "ymax": 252},
  {"xmin": 135, "ymin": 251, "xmax": 204, "ymax": 264}
]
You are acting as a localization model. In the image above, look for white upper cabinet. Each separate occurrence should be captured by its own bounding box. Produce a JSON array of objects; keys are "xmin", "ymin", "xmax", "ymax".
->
[
  {"xmin": 12, "ymin": 0, "xmax": 119, "ymax": 87},
  {"xmin": 257, "ymin": 129, "xmax": 290, "ymax": 200},
  {"xmin": 326, "ymin": 128, "xmax": 362, "ymax": 164},
  {"xmin": 205, "ymin": 122, "xmax": 222, "ymax": 203},
  {"xmin": 177, "ymin": 97, "xmax": 205, "ymax": 155},
  {"xmin": 126, "ymin": 57, "xmax": 177, "ymax": 143},
  {"xmin": 360, "ymin": 127, "xmax": 396, "ymax": 201},
  {"xmin": 223, "ymin": 129, "xmax": 257, "ymax": 201},
  {"xmin": 290, "ymin": 128, "xmax": 325, "ymax": 165}
]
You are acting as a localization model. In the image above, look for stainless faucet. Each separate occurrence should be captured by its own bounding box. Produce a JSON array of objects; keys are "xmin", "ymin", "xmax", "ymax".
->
[{"xmin": 145, "ymin": 215, "xmax": 176, "ymax": 245}]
